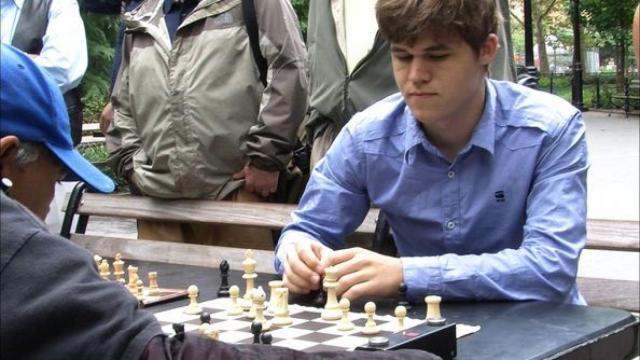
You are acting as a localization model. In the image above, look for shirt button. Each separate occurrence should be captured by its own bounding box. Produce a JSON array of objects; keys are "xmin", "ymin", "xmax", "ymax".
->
[
  {"xmin": 446, "ymin": 221, "xmax": 456, "ymax": 230},
  {"xmin": 447, "ymin": 171, "xmax": 455, "ymax": 179}
]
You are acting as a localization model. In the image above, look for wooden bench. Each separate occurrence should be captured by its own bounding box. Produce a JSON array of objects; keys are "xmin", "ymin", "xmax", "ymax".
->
[
  {"xmin": 611, "ymin": 79, "xmax": 640, "ymax": 119},
  {"xmin": 62, "ymin": 183, "xmax": 639, "ymax": 311},
  {"xmin": 80, "ymin": 122, "xmax": 105, "ymax": 147}
]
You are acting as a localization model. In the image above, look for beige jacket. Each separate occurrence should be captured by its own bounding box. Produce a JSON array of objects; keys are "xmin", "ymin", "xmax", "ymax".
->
[{"xmin": 107, "ymin": 0, "xmax": 308, "ymax": 199}]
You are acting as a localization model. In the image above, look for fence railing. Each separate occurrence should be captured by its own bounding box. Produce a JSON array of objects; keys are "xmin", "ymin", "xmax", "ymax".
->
[{"xmin": 534, "ymin": 71, "xmax": 639, "ymax": 111}]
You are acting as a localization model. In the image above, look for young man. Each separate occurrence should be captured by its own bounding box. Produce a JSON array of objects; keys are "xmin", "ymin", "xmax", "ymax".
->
[
  {"xmin": 0, "ymin": 43, "xmax": 435, "ymax": 360},
  {"xmin": 276, "ymin": 0, "xmax": 589, "ymax": 305},
  {"xmin": 304, "ymin": 0, "xmax": 516, "ymax": 169}
]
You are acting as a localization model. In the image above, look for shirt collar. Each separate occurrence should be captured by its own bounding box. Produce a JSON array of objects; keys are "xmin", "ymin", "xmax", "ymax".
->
[
  {"xmin": 467, "ymin": 79, "xmax": 497, "ymax": 156},
  {"xmin": 403, "ymin": 78, "xmax": 498, "ymax": 158}
]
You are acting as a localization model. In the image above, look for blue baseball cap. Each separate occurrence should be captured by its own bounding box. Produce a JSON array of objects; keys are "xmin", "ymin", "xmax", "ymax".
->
[{"xmin": 0, "ymin": 44, "xmax": 114, "ymax": 193}]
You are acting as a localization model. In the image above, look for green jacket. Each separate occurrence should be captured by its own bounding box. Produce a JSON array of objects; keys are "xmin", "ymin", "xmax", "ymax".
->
[
  {"xmin": 107, "ymin": 0, "xmax": 308, "ymax": 199},
  {"xmin": 305, "ymin": 0, "xmax": 398, "ymax": 141}
]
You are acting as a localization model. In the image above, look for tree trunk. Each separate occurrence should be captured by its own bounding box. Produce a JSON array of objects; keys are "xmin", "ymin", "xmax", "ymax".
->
[{"xmin": 535, "ymin": 18, "xmax": 549, "ymax": 72}]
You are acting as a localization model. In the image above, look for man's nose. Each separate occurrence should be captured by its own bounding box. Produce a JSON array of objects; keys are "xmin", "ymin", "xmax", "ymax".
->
[{"xmin": 408, "ymin": 58, "xmax": 432, "ymax": 83}]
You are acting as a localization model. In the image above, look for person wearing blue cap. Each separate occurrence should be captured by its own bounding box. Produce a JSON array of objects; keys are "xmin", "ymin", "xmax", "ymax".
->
[{"xmin": 0, "ymin": 42, "xmax": 434, "ymax": 360}]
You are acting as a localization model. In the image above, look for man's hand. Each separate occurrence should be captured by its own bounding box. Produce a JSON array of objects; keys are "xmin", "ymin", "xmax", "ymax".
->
[
  {"xmin": 233, "ymin": 165, "xmax": 278, "ymax": 197},
  {"xmin": 283, "ymin": 241, "xmax": 332, "ymax": 294},
  {"xmin": 328, "ymin": 247, "xmax": 403, "ymax": 301},
  {"xmin": 100, "ymin": 102, "xmax": 114, "ymax": 135}
]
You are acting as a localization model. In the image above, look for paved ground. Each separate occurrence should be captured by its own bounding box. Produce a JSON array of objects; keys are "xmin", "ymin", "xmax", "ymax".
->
[{"xmin": 61, "ymin": 111, "xmax": 639, "ymax": 281}]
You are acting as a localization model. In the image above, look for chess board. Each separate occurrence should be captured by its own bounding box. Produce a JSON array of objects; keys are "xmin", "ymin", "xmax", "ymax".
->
[{"xmin": 154, "ymin": 297, "xmax": 447, "ymax": 352}]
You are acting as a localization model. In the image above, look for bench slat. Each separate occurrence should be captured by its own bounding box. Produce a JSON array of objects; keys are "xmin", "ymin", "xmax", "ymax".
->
[
  {"xmin": 71, "ymin": 233, "xmax": 277, "ymax": 274},
  {"xmin": 586, "ymin": 219, "xmax": 639, "ymax": 251},
  {"xmin": 77, "ymin": 193, "xmax": 379, "ymax": 234},
  {"xmin": 75, "ymin": 194, "xmax": 638, "ymax": 252}
]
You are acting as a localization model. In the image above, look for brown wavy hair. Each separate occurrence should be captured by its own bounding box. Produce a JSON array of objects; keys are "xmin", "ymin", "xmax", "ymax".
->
[{"xmin": 376, "ymin": 0, "xmax": 500, "ymax": 54}]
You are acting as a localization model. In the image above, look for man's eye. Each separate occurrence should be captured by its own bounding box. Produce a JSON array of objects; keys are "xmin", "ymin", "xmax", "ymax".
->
[
  {"xmin": 428, "ymin": 54, "xmax": 449, "ymax": 61},
  {"xmin": 393, "ymin": 54, "xmax": 412, "ymax": 62}
]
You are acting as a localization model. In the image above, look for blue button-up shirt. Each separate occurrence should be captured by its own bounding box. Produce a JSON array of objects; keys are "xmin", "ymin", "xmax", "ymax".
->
[
  {"xmin": 1, "ymin": 0, "xmax": 87, "ymax": 93},
  {"xmin": 276, "ymin": 79, "xmax": 589, "ymax": 305}
]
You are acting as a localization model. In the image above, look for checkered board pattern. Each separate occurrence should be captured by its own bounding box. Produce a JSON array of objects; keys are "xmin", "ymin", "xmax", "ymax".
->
[{"xmin": 154, "ymin": 297, "xmax": 425, "ymax": 352}]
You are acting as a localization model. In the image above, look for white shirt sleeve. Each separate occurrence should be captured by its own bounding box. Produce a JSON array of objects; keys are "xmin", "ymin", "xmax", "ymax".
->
[{"xmin": 33, "ymin": 0, "xmax": 87, "ymax": 93}]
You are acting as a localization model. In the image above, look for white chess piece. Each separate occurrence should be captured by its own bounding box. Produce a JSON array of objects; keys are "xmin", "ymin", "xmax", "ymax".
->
[
  {"xmin": 321, "ymin": 267, "xmax": 341, "ymax": 320},
  {"xmin": 425, "ymin": 295, "xmax": 446, "ymax": 325},
  {"xmin": 184, "ymin": 285, "xmax": 203, "ymax": 315},
  {"xmin": 241, "ymin": 249, "xmax": 258, "ymax": 311},
  {"xmin": 362, "ymin": 301, "xmax": 380, "ymax": 335},
  {"xmin": 147, "ymin": 271, "xmax": 159, "ymax": 296},
  {"xmin": 227, "ymin": 285, "xmax": 243, "ymax": 316},
  {"xmin": 337, "ymin": 298, "xmax": 355, "ymax": 331},
  {"xmin": 395, "ymin": 305, "xmax": 407, "ymax": 331},
  {"xmin": 252, "ymin": 287, "xmax": 271, "ymax": 331},
  {"xmin": 271, "ymin": 287, "xmax": 292, "ymax": 326},
  {"xmin": 267, "ymin": 280, "xmax": 283, "ymax": 314}
]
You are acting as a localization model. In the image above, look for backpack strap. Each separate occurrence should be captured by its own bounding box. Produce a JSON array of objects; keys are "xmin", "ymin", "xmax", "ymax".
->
[{"xmin": 241, "ymin": 0, "xmax": 268, "ymax": 87}]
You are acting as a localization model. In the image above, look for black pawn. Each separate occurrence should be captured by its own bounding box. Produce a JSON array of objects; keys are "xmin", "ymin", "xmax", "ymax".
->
[
  {"xmin": 260, "ymin": 332, "xmax": 273, "ymax": 345},
  {"xmin": 251, "ymin": 321, "xmax": 262, "ymax": 344},
  {"xmin": 172, "ymin": 323, "xmax": 185, "ymax": 341},
  {"xmin": 200, "ymin": 312, "xmax": 211, "ymax": 324},
  {"xmin": 217, "ymin": 260, "xmax": 230, "ymax": 297},
  {"xmin": 398, "ymin": 283, "xmax": 412, "ymax": 310}
]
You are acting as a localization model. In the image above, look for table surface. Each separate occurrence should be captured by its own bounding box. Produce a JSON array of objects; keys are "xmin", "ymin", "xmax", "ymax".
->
[{"xmin": 128, "ymin": 259, "xmax": 639, "ymax": 360}]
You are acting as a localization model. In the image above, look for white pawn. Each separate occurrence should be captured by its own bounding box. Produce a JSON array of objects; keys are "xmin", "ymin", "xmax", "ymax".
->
[
  {"xmin": 99, "ymin": 259, "xmax": 110, "ymax": 280},
  {"xmin": 395, "ymin": 305, "xmax": 407, "ymax": 331},
  {"xmin": 361, "ymin": 301, "xmax": 380, "ymax": 335},
  {"xmin": 336, "ymin": 298, "xmax": 354, "ymax": 331},
  {"xmin": 227, "ymin": 285, "xmax": 243, "ymax": 316},
  {"xmin": 135, "ymin": 279, "xmax": 145, "ymax": 301},
  {"xmin": 184, "ymin": 285, "xmax": 203, "ymax": 315}
]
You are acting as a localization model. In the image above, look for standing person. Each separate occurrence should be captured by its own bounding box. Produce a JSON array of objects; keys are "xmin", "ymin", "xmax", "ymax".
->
[
  {"xmin": 277, "ymin": 0, "xmax": 589, "ymax": 305},
  {"xmin": 0, "ymin": 0, "xmax": 87, "ymax": 146},
  {"xmin": 0, "ymin": 42, "xmax": 436, "ymax": 360},
  {"xmin": 304, "ymin": 0, "xmax": 517, "ymax": 168},
  {"xmin": 1, "ymin": 0, "xmax": 89, "ymax": 234},
  {"xmin": 106, "ymin": 0, "xmax": 308, "ymax": 249}
]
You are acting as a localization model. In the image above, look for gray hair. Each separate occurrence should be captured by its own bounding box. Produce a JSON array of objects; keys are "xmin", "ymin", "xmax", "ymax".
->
[{"xmin": 14, "ymin": 142, "xmax": 43, "ymax": 169}]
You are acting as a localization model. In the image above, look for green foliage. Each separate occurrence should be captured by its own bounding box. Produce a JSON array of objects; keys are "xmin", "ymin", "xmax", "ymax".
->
[
  {"xmin": 291, "ymin": 0, "xmax": 310, "ymax": 38},
  {"xmin": 581, "ymin": 0, "xmax": 636, "ymax": 48},
  {"xmin": 80, "ymin": 13, "xmax": 119, "ymax": 122}
]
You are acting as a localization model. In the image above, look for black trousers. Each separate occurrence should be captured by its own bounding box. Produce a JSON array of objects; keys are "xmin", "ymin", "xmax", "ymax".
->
[{"xmin": 64, "ymin": 87, "xmax": 83, "ymax": 147}]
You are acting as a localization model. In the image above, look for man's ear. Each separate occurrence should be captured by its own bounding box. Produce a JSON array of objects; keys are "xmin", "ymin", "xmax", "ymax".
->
[
  {"xmin": 0, "ymin": 136, "xmax": 21, "ymax": 173},
  {"xmin": 479, "ymin": 33, "xmax": 499, "ymax": 66}
]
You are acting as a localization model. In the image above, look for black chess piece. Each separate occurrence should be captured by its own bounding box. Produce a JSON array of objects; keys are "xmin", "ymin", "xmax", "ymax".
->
[
  {"xmin": 172, "ymin": 323, "xmax": 186, "ymax": 341},
  {"xmin": 251, "ymin": 321, "xmax": 263, "ymax": 344},
  {"xmin": 217, "ymin": 260, "xmax": 230, "ymax": 297},
  {"xmin": 311, "ymin": 289, "xmax": 325, "ymax": 308},
  {"xmin": 397, "ymin": 282, "xmax": 412, "ymax": 310},
  {"xmin": 200, "ymin": 312, "xmax": 211, "ymax": 324},
  {"xmin": 260, "ymin": 332, "xmax": 273, "ymax": 346}
]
